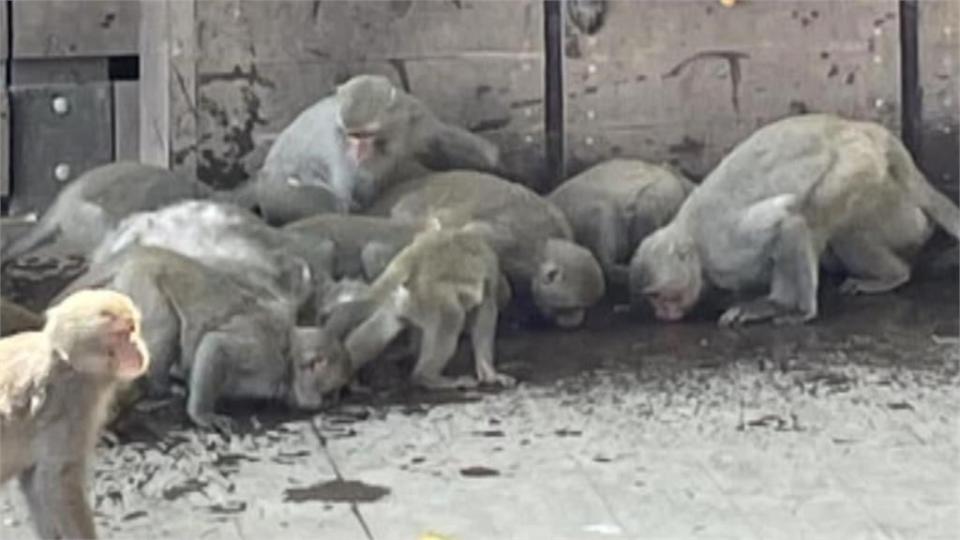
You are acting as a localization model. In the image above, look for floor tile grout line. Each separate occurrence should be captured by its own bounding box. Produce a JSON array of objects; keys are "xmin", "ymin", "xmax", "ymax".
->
[{"xmin": 309, "ymin": 416, "xmax": 377, "ymax": 540}]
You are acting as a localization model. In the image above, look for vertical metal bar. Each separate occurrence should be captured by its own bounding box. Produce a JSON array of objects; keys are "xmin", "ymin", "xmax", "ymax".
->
[
  {"xmin": 900, "ymin": 0, "xmax": 921, "ymax": 159},
  {"xmin": 543, "ymin": 0, "xmax": 565, "ymax": 191}
]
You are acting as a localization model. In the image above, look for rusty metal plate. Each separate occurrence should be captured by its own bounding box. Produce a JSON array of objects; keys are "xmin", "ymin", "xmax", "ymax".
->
[
  {"xmin": 11, "ymin": 0, "xmax": 138, "ymax": 59},
  {"xmin": 187, "ymin": 0, "xmax": 545, "ymax": 188},
  {"xmin": 8, "ymin": 83, "xmax": 114, "ymax": 217},
  {"xmin": 563, "ymin": 0, "xmax": 902, "ymax": 179}
]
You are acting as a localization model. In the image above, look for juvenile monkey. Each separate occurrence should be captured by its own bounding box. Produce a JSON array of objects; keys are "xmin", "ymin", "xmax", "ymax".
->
[
  {"xmin": 1, "ymin": 297, "xmax": 44, "ymax": 337},
  {"xmin": 0, "ymin": 289, "xmax": 149, "ymax": 540},
  {"xmin": 318, "ymin": 221, "xmax": 514, "ymax": 392},
  {"xmin": 56, "ymin": 246, "xmax": 342, "ymax": 432},
  {"xmin": 253, "ymin": 74, "xmax": 501, "ymax": 224},
  {"xmin": 1, "ymin": 162, "xmax": 213, "ymax": 262},
  {"xmin": 631, "ymin": 114, "xmax": 960, "ymax": 326},
  {"xmin": 548, "ymin": 159, "xmax": 695, "ymax": 286},
  {"xmin": 369, "ymin": 170, "xmax": 606, "ymax": 328}
]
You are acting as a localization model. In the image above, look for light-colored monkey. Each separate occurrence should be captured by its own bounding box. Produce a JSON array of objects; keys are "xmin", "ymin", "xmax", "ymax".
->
[
  {"xmin": 1, "ymin": 162, "xmax": 213, "ymax": 262},
  {"xmin": 368, "ymin": 170, "xmax": 606, "ymax": 328},
  {"xmin": 251, "ymin": 74, "xmax": 501, "ymax": 224},
  {"xmin": 548, "ymin": 159, "xmax": 695, "ymax": 285},
  {"xmin": 55, "ymin": 246, "xmax": 343, "ymax": 433},
  {"xmin": 316, "ymin": 221, "xmax": 514, "ymax": 393},
  {"xmin": 0, "ymin": 289, "xmax": 149, "ymax": 540},
  {"xmin": 631, "ymin": 114, "xmax": 960, "ymax": 326}
]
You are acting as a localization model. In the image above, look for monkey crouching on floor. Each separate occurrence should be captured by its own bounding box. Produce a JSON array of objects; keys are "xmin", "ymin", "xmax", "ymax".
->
[
  {"xmin": 631, "ymin": 114, "xmax": 960, "ymax": 326},
  {"xmin": 55, "ymin": 246, "xmax": 345, "ymax": 433},
  {"xmin": 548, "ymin": 158, "xmax": 695, "ymax": 287},
  {"xmin": 0, "ymin": 290, "xmax": 149, "ymax": 540},
  {"xmin": 314, "ymin": 219, "xmax": 515, "ymax": 395}
]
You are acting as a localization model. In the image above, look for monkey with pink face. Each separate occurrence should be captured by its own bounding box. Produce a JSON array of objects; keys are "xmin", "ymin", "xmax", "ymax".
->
[{"xmin": 0, "ymin": 290, "xmax": 149, "ymax": 539}]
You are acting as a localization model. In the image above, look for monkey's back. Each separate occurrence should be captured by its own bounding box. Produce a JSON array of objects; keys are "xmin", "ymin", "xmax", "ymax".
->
[{"xmin": 684, "ymin": 114, "xmax": 903, "ymax": 241}]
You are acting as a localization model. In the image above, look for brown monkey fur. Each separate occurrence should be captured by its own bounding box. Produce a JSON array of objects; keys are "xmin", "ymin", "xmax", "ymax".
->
[
  {"xmin": 631, "ymin": 114, "xmax": 960, "ymax": 326},
  {"xmin": 0, "ymin": 289, "xmax": 149, "ymax": 539},
  {"xmin": 368, "ymin": 170, "xmax": 606, "ymax": 328},
  {"xmin": 316, "ymin": 220, "xmax": 514, "ymax": 394}
]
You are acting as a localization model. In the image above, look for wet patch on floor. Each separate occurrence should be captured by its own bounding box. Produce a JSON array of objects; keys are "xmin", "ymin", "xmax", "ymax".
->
[{"xmin": 283, "ymin": 479, "xmax": 390, "ymax": 503}]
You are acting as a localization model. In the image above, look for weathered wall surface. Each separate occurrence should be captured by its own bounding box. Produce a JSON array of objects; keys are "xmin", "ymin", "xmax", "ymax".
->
[
  {"xmin": 564, "ymin": 0, "xmax": 902, "ymax": 180},
  {"xmin": 179, "ymin": 0, "xmax": 545, "ymax": 189},
  {"xmin": 2, "ymin": 0, "xmax": 957, "ymax": 212}
]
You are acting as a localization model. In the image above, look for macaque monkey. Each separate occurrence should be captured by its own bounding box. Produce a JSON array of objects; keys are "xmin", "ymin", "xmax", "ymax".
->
[
  {"xmin": 0, "ymin": 289, "xmax": 149, "ymax": 539},
  {"xmin": 631, "ymin": 114, "xmax": 960, "ymax": 326},
  {"xmin": 368, "ymin": 170, "xmax": 606, "ymax": 328},
  {"xmin": 1, "ymin": 162, "xmax": 212, "ymax": 262},
  {"xmin": 285, "ymin": 214, "xmax": 422, "ymax": 281},
  {"xmin": 548, "ymin": 159, "xmax": 695, "ymax": 286},
  {"xmin": 55, "ymin": 246, "xmax": 342, "ymax": 432},
  {"xmin": 1, "ymin": 297, "xmax": 44, "ymax": 337},
  {"xmin": 253, "ymin": 74, "xmax": 501, "ymax": 224},
  {"xmin": 317, "ymin": 221, "xmax": 514, "ymax": 393},
  {"xmin": 91, "ymin": 200, "xmax": 335, "ymax": 314}
]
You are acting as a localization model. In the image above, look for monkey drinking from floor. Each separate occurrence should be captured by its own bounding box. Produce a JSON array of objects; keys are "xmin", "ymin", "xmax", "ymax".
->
[
  {"xmin": 0, "ymin": 289, "xmax": 149, "ymax": 540},
  {"xmin": 368, "ymin": 170, "xmax": 605, "ymax": 328},
  {"xmin": 317, "ymin": 220, "xmax": 514, "ymax": 393},
  {"xmin": 56, "ymin": 246, "xmax": 344, "ymax": 433},
  {"xmin": 548, "ymin": 159, "xmax": 695, "ymax": 286},
  {"xmin": 253, "ymin": 74, "xmax": 501, "ymax": 224},
  {"xmin": 630, "ymin": 114, "xmax": 960, "ymax": 326},
  {"xmin": 1, "ymin": 162, "xmax": 213, "ymax": 263}
]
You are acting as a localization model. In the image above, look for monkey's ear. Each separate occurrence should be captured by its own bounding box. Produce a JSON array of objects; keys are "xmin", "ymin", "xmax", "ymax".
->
[{"xmin": 540, "ymin": 261, "xmax": 563, "ymax": 284}]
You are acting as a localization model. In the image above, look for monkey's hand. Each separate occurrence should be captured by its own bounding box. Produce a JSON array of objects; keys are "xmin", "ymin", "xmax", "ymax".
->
[
  {"xmin": 719, "ymin": 298, "xmax": 812, "ymax": 327},
  {"xmin": 190, "ymin": 411, "xmax": 238, "ymax": 437}
]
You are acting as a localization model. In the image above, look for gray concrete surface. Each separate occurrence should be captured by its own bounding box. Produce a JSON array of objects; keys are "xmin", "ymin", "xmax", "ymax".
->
[{"xmin": 1, "ymin": 274, "xmax": 958, "ymax": 540}]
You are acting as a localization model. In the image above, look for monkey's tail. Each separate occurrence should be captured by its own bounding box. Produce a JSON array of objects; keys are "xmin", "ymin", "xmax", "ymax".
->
[
  {"xmin": 1, "ymin": 215, "xmax": 60, "ymax": 263},
  {"xmin": 891, "ymin": 139, "xmax": 960, "ymax": 240}
]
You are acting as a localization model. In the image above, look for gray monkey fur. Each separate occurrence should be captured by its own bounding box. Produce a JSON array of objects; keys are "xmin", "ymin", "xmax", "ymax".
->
[
  {"xmin": 366, "ymin": 170, "xmax": 606, "ymax": 328},
  {"xmin": 548, "ymin": 158, "xmax": 695, "ymax": 286},
  {"xmin": 253, "ymin": 74, "xmax": 501, "ymax": 224},
  {"xmin": 630, "ymin": 114, "xmax": 960, "ymax": 326},
  {"xmin": 1, "ymin": 162, "xmax": 212, "ymax": 262},
  {"xmin": 54, "ymin": 246, "xmax": 343, "ymax": 432}
]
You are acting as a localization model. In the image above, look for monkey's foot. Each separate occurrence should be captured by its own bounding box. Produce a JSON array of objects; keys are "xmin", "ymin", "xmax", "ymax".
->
[
  {"xmin": 478, "ymin": 372, "xmax": 517, "ymax": 388},
  {"xmin": 838, "ymin": 276, "xmax": 908, "ymax": 295},
  {"xmin": 413, "ymin": 375, "xmax": 479, "ymax": 390},
  {"xmin": 720, "ymin": 299, "xmax": 810, "ymax": 327}
]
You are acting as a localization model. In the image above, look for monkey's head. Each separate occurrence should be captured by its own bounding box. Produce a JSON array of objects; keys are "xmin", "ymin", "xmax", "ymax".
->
[
  {"xmin": 44, "ymin": 289, "xmax": 149, "ymax": 381},
  {"xmin": 288, "ymin": 327, "xmax": 352, "ymax": 409},
  {"xmin": 531, "ymin": 239, "xmax": 606, "ymax": 328},
  {"xmin": 629, "ymin": 225, "xmax": 703, "ymax": 321},
  {"xmin": 336, "ymin": 75, "xmax": 399, "ymax": 166}
]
